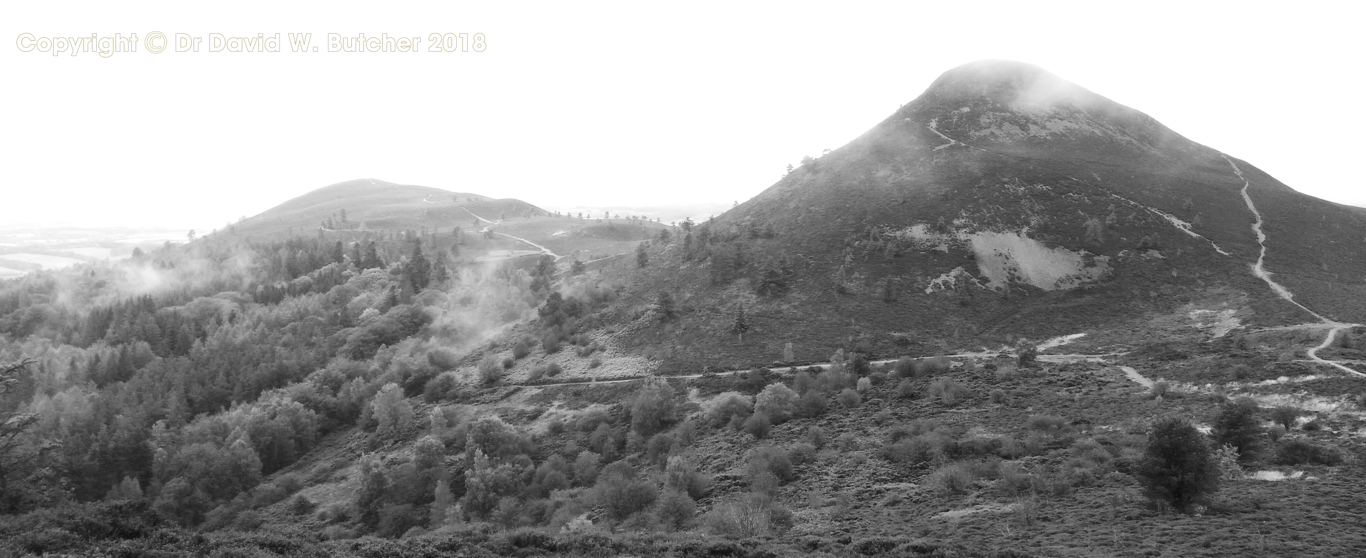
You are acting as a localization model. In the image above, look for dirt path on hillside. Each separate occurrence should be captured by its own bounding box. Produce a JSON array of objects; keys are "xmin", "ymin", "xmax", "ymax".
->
[
  {"xmin": 458, "ymin": 206, "xmax": 559, "ymax": 259},
  {"xmin": 516, "ymin": 350, "xmax": 1121, "ymax": 388},
  {"xmin": 458, "ymin": 206, "xmax": 496, "ymax": 225},
  {"xmin": 1222, "ymin": 155, "xmax": 1363, "ymax": 377},
  {"xmin": 493, "ymin": 232, "xmax": 560, "ymax": 259}
]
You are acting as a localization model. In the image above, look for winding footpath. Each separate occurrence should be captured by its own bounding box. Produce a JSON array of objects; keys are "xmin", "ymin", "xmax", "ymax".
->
[
  {"xmin": 1222, "ymin": 155, "xmax": 1363, "ymax": 377},
  {"xmin": 458, "ymin": 206, "xmax": 560, "ymax": 259}
]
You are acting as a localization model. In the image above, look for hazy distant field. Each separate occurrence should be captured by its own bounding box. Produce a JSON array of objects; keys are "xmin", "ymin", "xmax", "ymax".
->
[{"xmin": 0, "ymin": 226, "xmax": 186, "ymax": 278}]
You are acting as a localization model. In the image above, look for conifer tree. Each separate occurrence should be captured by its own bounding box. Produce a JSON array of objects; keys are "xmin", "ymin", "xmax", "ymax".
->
[
  {"xmin": 732, "ymin": 305, "xmax": 749, "ymax": 342},
  {"xmin": 408, "ymin": 239, "xmax": 431, "ymax": 292},
  {"xmin": 636, "ymin": 242, "xmax": 649, "ymax": 268}
]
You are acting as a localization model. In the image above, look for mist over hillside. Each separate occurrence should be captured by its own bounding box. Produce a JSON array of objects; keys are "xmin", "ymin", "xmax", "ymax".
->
[{"xmin": 3, "ymin": 60, "xmax": 1366, "ymax": 557}]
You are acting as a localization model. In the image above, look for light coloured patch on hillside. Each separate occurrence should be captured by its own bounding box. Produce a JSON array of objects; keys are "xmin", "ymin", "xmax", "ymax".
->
[
  {"xmin": 968, "ymin": 231, "xmax": 1109, "ymax": 291},
  {"xmin": 1037, "ymin": 333, "xmax": 1086, "ymax": 352},
  {"xmin": 935, "ymin": 502, "xmax": 1019, "ymax": 520},
  {"xmin": 892, "ymin": 225, "xmax": 1109, "ymax": 291},
  {"xmin": 1248, "ymin": 470, "xmax": 1305, "ymax": 481},
  {"xmin": 1188, "ymin": 309, "xmax": 1241, "ymax": 338}
]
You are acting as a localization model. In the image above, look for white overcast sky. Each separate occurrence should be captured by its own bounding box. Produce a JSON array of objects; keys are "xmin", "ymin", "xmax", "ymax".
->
[{"xmin": 2, "ymin": 1, "xmax": 1363, "ymax": 231}]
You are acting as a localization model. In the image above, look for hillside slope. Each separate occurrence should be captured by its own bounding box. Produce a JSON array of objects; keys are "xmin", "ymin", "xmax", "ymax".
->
[
  {"xmin": 594, "ymin": 60, "xmax": 1365, "ymax": 372},
  {"xmin": 229, "ymin": 178, "xmax": 547, "ymax": 239}
]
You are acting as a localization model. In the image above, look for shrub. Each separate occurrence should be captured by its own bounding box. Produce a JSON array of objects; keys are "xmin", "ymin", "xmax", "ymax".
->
[
  {"xmin": 1270, "ymin": 406, "xmax": 1300, "ymax": 430},
  {"xmin": 705, "ymin": 494, "xmax": 789, "ymax": 537},
  {"xmin": 856, "ymin": 377, "xmax": 872, "ymax": 392},
  {"xmin": 479, "ymin": 355, "xmax": 503, "ymax": 385},
  {"xmin": 629, "ymin": 377, "xmax": 678, "ymax": 437},
  {"xmin": 665, "ymin": 455, "xmax": 711, "ymax": 499},
  {"xmin": 896, "ymin": 379, "xmax": 917, "ymax": 399},
  {"xmin": 371, "ymin": 383, "xmax": 414, "ymax": 439},
  {"xmin": 657, "ymin": 490, "xmax": 696, "ymax": 531},
  {"xmin": 794, "ymin": 390, "xmax": 827, "ymax": 418},
  {"xmin": 805, "ymin": 426, "xmax": 829, "ymax": 449},
  {"xmin": 1017, "ymin": 346, "xmax": 1038, "ymax": 367},
  {"xmin": 576, "ymin": 408, "xmax": 612, "ymax": 432},
  {"xmin": 289, "ymin": 494, "xmax": 316, "ymax": 516},
  {"xmin": 792, "ymin": 370, "xmax": 816, "ymax": 394},
  {"xmin": 1274, "ymin": 439, "xmax": 1344, "ymax": 466},
  {"xmin": 1026, "ymin": 415, "xmax": 1068, "ymax": 435},
  {"xmin": 513, "ymin": 340, "xmax": 532, "ymax": 359},
  {"xmin": 1211, "ymin": 397, "xmax": 1263, "ymax": 461},
  {"xmin": 572, "ymin": 451, "xmax": 601, "ymax": 486},
  {"xmin": 423, "ymin": 373, "xmax": 461, "ymax": 403},
  {"xmin": 376, "ymin": 504, "xmax": 422, "ymax": 538},
  {"xmin": 502, "ymin": 357, "xmax": 515, "ymax": 369},
  {"xmin": 545, "ymin": 362, "xmax": 562, "ymax": 377},
  {"xmin": 595, "ymin": 464, "xmax": 658, "ymax": 521},
  {"xmin": 427, "ymin": 348, "xmax": 461, "ymax": 370},
  {"xmin": 989, "ymin": 389, "xmax": 1008, "ymax": 405},
  {"xmin": 754, "ymin": 383, "xmax": 799, "ymax": 422},
  {"xmin": 250, "ymin": 483, "xmax": 288, "ymax": 508},
  {"xmin": 748, "ymin": 446, "xmax": 796, "ymax": 483},
  {"xmin": 703, "ymin": 392, "xmax": 753, "ymax": 426},
  {"xmin": 542, "ymin": 333, "xmax": 562, "ymax": 354},
  {"xmin": 928, "ymin": 463, "xmax": 975, "ymax": 495},
  {"xmin": 744, "ymin": 411, "xmax": 772, "ymax": 439},
  {"xmin": 1267, "ymin": 425, "xmax": 1287, "ymax": 442},
  {"xmin": 589, "ymin": 357, "xmax": 602, "ymax": 369},
  {"xmin": 1148, "ymin": 380, "xmax": 1170, "ymax": 399},
  {"xmin": 894, "ymin": 357, "xmax": 915, "ymax": 378},
  {"xmin": 837, "ymin": 388, "xmax": 862, "ymax": 408},
  {"xmin": 645, "ymin": 433, "xmax": 675, "ymax": 466},
  {"xmin": 1212, "ymin": 444, "xmax": 1244, "ymax": 480},
  {"xmin": 1136, "ymin": 418, "xmax": 1218, "ymax": 511},
  {"xmin": 928, "ymin": 378, "xmax": 968, "ymax": 406},
  {"xmin": 788, "ymin": 441, "xmax": 817, "ymax": 465},
  {"xmin": 882, "ymin": 432, "xmax": 950, "ymax": 465}
]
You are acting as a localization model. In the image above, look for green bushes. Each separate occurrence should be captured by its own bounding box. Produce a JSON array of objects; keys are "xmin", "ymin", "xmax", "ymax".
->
[
  {"xmin": 704, "ymin": 494, "xmax": 791, "ymax": 537},
  {"xmin": 896, "ymin": 356, "xmax": 951, "ymax": 378},
  {"xmin": 703, "ymin": 392, "xmax": 752, "ymax": 427},
  {"xmin": 422, "ymin": 373, "xmax": 461, "ymax": 403},
  {"xmin": 896, "ymin": 380, "xmax": 917, "ymax": 398},
  {"xmin": 1274, "ymin": 438, "xmax": 1344, "ymax": 466},
  {"xmin": 928, "ymin": 378, "xmax": 969, "ymax": 406},
  {"xmin": 794, "ymin": 390, "xmax": 827, "ymax": 418},
  {"xmin": 1136, "ymin": 418, "xmax": 1218, "ymax": 511},
  {"xmin": 1269, "ymin": 406, "xmax": 1300, "ymax": 430},
  {"xmin": 754, "ymin": 383, "xmax": 798, "ymax": 422},
  {"xmin": 927, "ymin": 463, "xmax": 975, "ymax": 495},
  {"xmin": 657, "ymin": 490, "xmax": 696, "ymax": 531},
  {"xmin": 743, "ymin": 411, "xmax": 772, "ymax": 439},
  {"xmin": 628, "ymin": 377, "xmax": 677, "ymax": 437},
  {"xmin": 478, "ymin": 355, "xmax": 503, "ymax": 385},
  {"xmin": 1211, "ymin": 397, "xmax": 1263, "ymax": 461},
  {"xmin": 371, "ymin": 383, "xmax": 414, "ymax": 439},
  {"xmin": 594, "ymin": 463, "xmax": 657, "ymax": 521},
  {"xmin": 837, "ymin": 388, "xmax": 861, "ymax": 408},
  {"xmin": 512, "ymin": 340, "xmax": 532, "ymax": 359},
  {"xmin": 664, "ymin": 455, "xmax": 711, "ymax": 499},
  {"xmin": 748, "ymin": 446, "xmax": 796, "ymax": 484}
]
